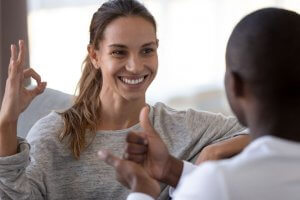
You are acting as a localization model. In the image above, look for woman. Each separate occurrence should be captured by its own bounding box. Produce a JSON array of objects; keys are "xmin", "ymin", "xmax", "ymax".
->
[{"xmin": 0, "ymin": 0, "xmax": 249, "ymax": 199}]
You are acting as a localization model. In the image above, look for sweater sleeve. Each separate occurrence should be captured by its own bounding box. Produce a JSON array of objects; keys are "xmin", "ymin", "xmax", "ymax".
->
[
  {"xmin": 152, "ymin": 103, "xmax": 247, "ymax": 161},
  {"xmin": 0, "ymin": 112, "xmax": 64, "ymax": 200},
  {"xmin": 183, "ymin": 109, "xmax": 247, "ymax": 161},
  {"xmin": 0, "ymin": 137, "xmax": 45, "ymax": 200},
  {"xmin": 187, "ymin": 109, "xmax": 247, "ymax": 142}
]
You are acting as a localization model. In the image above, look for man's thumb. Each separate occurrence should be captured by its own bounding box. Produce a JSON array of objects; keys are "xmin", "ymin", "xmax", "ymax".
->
[{"xmin": 139, "ymin": 106, "xmax": 155, "ymax": 134}]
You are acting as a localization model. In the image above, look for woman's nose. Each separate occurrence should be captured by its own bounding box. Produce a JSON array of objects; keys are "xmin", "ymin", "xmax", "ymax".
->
[{"xmin": 125, "ymin": 55, "xmax": 143, "ymax": 74}]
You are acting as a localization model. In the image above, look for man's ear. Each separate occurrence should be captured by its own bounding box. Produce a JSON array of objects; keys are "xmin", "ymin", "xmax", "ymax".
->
[
  {"xmin": 87, "ymin": 45, "xmax": 100, "ymax": 69},
  {"xmin": 230, "ymin": 71, "xmax": 245, "ymax": 98}
]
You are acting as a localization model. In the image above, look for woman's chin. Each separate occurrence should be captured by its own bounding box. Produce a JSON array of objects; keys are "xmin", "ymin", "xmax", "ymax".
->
[{"xmin": 121, "ymin": 92, "xmax": 146, "ymax": 102}]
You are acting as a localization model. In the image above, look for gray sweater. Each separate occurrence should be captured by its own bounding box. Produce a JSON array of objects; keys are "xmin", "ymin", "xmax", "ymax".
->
[{"xmin": 0, "ymin": 102, "xmax": 245, "ymax": 200}]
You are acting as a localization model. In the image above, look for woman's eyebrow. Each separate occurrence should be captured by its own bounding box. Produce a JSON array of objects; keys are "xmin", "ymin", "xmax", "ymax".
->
[
  {"xmin": 141, "ymin": 42, "xmax": 156, "ymax": 47},
  {"xmin": 108, "ymin": 44, "xmax": 127, "ymax": 48},
  {"xmin": 108, "ymin": 42, "xmax": 156, "ymax": 48}
]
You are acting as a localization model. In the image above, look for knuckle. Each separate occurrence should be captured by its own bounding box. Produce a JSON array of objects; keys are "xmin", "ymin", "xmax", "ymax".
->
[
  {"xmin": 140, "ymin": 146, "xmax": 147, "ymax": 153},
  {"xmin": 23, "ymin": 68, "xmax": 30, "ymax": 73},
  {"xmin": 125, "ymin": 135, "xmax": 132, "ymax": 142},
  {"xmin": 123, "ymin": 153, "xmax": 129, "ymax": 159},
  {"xmin": 124, "ymin": 143, "xmax": 129, "ymax": 152},
  {"xmin": 126, "ymin": 132, "xmax": 136, "ymax": 142},
  {"xmin": 136, "ymin": 136, "xmax": 146, "ymax": 144},
  {"xmin": 128, "ymin": 155, "xmax": 144, "ymax": 163},
  {"xmin": 127, "ymin": 145, "xmax": 135, "ymax": 153},
  {"xmin": 127, "ymin": 154, "xmax": 135, "ymax": 161}
]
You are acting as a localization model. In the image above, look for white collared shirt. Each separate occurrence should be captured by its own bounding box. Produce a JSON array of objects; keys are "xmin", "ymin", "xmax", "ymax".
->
[{"xmin": 128, "ymin": 136, "xmax": 300, "ymax": 200}]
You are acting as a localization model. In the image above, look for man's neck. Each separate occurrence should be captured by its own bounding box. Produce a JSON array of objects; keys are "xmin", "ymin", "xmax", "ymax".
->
[{"xmin": 248, "ymin": 117, "xmax": 300, "ymax": 142}]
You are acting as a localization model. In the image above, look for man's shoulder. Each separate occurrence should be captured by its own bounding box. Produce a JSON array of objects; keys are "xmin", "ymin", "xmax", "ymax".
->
[{"xmin": 174, "ymin": 161, "xmax": 229, "ymax": 199}]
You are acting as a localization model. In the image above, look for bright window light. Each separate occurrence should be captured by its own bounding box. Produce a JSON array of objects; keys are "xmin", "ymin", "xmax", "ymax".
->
[{"xmin": 27, "ymin": 0, "xmax": 300, "ymax": 113}]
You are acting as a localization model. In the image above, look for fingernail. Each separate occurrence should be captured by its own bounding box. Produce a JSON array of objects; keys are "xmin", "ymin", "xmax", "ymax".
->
[
  {"xmin": 144, "ymin": 139, "xmax": 148, "ymax": 145},
  {"xmin": 98, "ymin": 150, "xmax": 106, "ymax": 159}
]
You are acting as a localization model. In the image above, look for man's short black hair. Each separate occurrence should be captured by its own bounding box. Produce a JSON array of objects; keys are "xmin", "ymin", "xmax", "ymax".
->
[{"xmin": 226, "ymin": 8, "xmax": 300, "ymax": 106}]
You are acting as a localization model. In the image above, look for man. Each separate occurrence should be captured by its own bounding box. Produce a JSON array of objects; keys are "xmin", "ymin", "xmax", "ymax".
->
[{"xmin": 99, "ymin": 8, "xmax": 300, "ymax": 200}]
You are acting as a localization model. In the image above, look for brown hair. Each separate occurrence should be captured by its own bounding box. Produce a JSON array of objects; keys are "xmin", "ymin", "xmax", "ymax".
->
[{"xmin": 59, "ymin": 0, "xmax": 157, "ymax": 159}]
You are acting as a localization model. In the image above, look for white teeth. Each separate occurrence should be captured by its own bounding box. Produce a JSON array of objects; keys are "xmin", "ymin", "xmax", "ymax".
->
[{"xmin": 121, "ymin": 77, "xmax": 145, "ymax": 85}]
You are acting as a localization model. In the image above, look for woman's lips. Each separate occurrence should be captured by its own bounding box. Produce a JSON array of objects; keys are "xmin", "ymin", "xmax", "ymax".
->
[{"xmin": 118, "ymin": 75, "xmax": 149, "ymax": 85}]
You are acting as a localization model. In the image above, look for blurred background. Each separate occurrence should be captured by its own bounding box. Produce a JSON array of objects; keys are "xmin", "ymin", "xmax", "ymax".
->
[{"xmin": 1, "ymin": 0, "xmax": 300, "ymax": 115}]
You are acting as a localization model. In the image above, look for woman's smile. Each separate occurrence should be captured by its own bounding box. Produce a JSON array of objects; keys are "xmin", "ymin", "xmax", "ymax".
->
[{"xmin": 118, "ymin": 74, "xmax": 150, "ymax": 88}]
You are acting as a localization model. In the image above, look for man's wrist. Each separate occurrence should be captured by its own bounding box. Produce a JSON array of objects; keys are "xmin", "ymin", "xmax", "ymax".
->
[
  {"xmin": 132, "ymin": 177, "xmax": 160, "ymax": 199},
  {"xmin": 161, "ymin": 156, "xmax": 183, "ymax": 187}
]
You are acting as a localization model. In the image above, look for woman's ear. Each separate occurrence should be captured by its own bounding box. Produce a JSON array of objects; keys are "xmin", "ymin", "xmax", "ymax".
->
[{"xmin": 87, "ymin": 45, "xmax": 100, "ymax": 69}]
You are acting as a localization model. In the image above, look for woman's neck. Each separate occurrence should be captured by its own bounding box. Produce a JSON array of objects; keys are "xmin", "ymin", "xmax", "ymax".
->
[{"xmin": 97, "ymin": 92, "xmax": 147, "ymax": 131}]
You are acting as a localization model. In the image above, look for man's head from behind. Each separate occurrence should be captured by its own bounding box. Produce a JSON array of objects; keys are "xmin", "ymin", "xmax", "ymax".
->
[{"xmin": 225, "ymin": 8, "xmax": 300, "ymax": 138}]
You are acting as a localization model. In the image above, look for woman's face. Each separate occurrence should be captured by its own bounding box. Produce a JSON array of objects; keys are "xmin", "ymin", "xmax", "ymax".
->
[{"xmin": 90, "ymin": 16, "xmax": 158, "ymax": 101}]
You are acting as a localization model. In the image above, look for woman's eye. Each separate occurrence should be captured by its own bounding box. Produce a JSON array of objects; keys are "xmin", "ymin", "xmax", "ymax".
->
[
  {"xmin": 142, "ymin": 48, "xmax": 154, "ymax": 54},
  {"xmin": 111, "ymin": 50, "xmax": 126, "ymax": 57}
]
